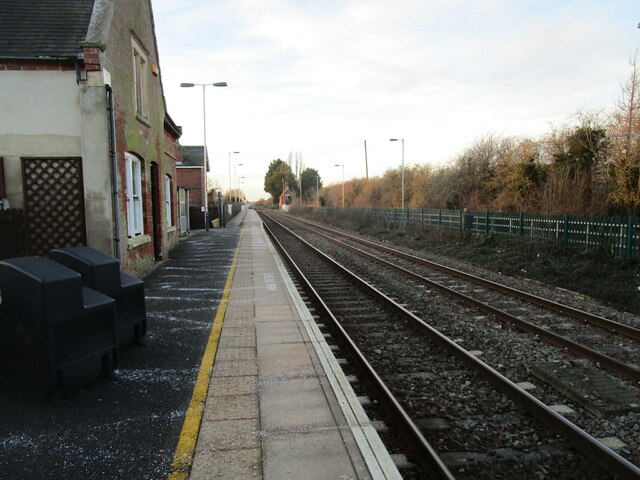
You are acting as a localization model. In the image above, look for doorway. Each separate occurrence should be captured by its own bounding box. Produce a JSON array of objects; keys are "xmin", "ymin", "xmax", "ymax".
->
[{"xmin": 150, "ymin": 162, "xmax": 162, "ymax": 260}]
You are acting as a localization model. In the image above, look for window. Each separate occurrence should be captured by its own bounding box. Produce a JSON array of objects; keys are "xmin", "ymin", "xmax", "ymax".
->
[
  {"xmin": 132, "ymin": 38, "xmax": 148, "ymax": 117},
  {"xmin": 125, "ymin": 153, "xmax": 143, "ymax": 236},
  {"xmin": 165, "ymin": 174, "xmax": 172, "ymax": 226}
]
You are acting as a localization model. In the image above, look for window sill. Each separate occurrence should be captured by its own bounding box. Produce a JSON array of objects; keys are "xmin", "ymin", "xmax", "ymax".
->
[
  {"xmin": 136, "ymin": 113, "xmax": 151, "ymax": 128},
  {"xmin": 167, "ymin": 225, "xmax": 177, "ymax": 233},
  {"xmin": 127, "ymin": 234, "xmax": 151, "ymax": 250}
]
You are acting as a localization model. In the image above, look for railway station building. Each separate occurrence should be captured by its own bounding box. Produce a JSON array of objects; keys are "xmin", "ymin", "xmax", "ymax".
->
[{"xmin": 0, "ymin": 0, "xmax": 182, "ymax": 277}]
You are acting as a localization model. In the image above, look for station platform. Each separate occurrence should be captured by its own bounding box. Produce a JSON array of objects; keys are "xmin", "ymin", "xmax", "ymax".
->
[{"xmin": 180, "ymin": 209, "xmax": 401, "ymax": 480}]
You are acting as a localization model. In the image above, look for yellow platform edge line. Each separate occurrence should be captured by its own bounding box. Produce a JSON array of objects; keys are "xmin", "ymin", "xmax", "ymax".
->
[{"xmin": 167, "ymin": 230, "xmax": 243, "ymax": 480}]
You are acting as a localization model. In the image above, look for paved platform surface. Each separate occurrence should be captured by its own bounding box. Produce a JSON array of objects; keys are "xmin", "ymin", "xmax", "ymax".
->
[{"xmin": 186, "ymin": 209, "xmax": 401, "ymax": 480}]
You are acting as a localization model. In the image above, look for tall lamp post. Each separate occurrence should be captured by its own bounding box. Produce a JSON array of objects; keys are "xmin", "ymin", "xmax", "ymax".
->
[
  {"xmin": 390, "ymin": 138, "xmax": 405, "ymax": 209},
  {"xmin": 228, "ymin": 151, "xmax": 239, "ymax": 202},
  {"xmin": 180, "ymin": 81, "xmax": 227, "ymax": 230},
  {"xmin": 234, "ymin": 163, "xmax": 243, "ymax": 202},
  {"xmin": 334, "ymin": 164, "xmax": 344, "ymax": 208}
]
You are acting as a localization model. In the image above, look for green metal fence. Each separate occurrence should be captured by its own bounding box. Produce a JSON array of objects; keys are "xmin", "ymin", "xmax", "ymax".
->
[{"xmin": 322, "ymin": 207, "xmax": 639, "ymax": 257}]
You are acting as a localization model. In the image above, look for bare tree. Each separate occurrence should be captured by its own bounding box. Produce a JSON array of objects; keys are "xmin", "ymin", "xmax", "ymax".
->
[
  {"xmin": 616, "ymin": 50, "xmax": 639, "ymax": 154},
  {"xmin": 609, "ymin": 51, "xmax": 640, "ymax": 214},
  {"xmin": 295, "ymin": 152, "xmax": 304, "ymax": 198},
  {"xmin": 286, "ymin": 151, "xmax": 305, "ymax": 201}
]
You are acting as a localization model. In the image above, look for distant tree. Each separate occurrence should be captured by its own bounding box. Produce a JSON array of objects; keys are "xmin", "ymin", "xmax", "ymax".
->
[
  {"xmin": 378, "ymin": 168, "xmax": 403, "ymax": 207},
  {"xmin": 542, "ymin": 112, "xmax": 610, "ymax": 214},
  {"xmin": 356, "ymin": 177, "xmax": 384, "ymax": 208},
  {"xmin": 445, "ymin": 134, "xmax": 513, "ymax": 209},
  {"xmin": 287, "ymin": 151, "xmax": 305, "ymax": 199},
  {"xmin": 264, "ymin": 159, "xmax": 296, "ymax": 204},
  {"xmin": 422, "ymin": 166, "xmax": 462, "ymax": 209},
  {"xmin": 609, "ymin": 51, "xmax": 640, "ymax": 214},
  {"xmin": 252, "ymin": 198, "xmax": 272, "ymax": 208},
  {"xmin": 552, "ymin": 125, "xmax": 608, "ymax": 173},
  {"xmin": 492, "ymin": 139, "xmax": 546, "ymax": 212},
  {"xmin": 300, "ymin": 168, "xmax": 322, "ymax": 204},
  {"xmin": 407, "ymin": 165, "xmax": 431, "ymax": 208}
]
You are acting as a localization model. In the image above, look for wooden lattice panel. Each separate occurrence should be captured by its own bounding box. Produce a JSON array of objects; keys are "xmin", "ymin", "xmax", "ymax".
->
[{"xmin": 22, "ymin": 157, "xmax": 87, "ymax": 257}]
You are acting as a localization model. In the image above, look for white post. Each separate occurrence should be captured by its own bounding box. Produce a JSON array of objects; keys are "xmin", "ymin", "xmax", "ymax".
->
[
  {"xmin": 401, "ymin": 138, "xmax": 405, "ymax": 210},
  {"xmin": 202, "ymin": 84, "xmax": 208, "ymax": 229}
]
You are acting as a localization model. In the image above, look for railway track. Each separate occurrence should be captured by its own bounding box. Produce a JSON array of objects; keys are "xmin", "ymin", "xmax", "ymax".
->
[
  {"xmin": 279, "ymin": 214, "xmax": 640, "ymax": 378},
  {"xmin": 258, "ymin": 211, "xmax": 640, "ymax": 480},
  {"xmin": 285, "ymin": 215, "xmax": 640, "ymax": 341},
  {"xmin": 270, "ymin": 214, "xmax": 640, "ymax": 427}
]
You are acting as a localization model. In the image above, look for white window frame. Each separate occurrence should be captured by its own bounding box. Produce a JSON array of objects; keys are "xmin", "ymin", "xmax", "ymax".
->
[
  {"xmin": 178, "ymin": 187, "xmax": 189, "ymax": 234},
  {"xmin": 132, "ymin": 38, "xmax": 148, "ymax": 117},
  {"xmin": 165, "ymin": 174, "xmax": 172, "ymax": 226},
  {"xmin": 125, "ymin": 153, "xmax": 144, "ymax": 237}
]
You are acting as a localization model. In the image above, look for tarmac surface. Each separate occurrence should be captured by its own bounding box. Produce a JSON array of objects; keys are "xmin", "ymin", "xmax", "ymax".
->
[{"xmin": 0, "ymin": 215, "xmax": 243, "ymax": 479}]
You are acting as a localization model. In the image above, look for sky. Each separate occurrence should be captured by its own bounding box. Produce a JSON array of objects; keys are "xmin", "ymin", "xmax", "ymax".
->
[{"xmin": 152, "ymin": 0, "xmax": 640, "ymax": 202}]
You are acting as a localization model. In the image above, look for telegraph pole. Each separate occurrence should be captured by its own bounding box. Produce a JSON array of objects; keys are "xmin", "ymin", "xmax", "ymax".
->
[{"xmin": 364, "ymin": 140, "xmax": 369, "ymax": 180}]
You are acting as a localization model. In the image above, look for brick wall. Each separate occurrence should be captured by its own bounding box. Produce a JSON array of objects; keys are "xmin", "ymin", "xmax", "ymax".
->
[
  {"xmin": 164, "ymin": 128, "xmax": 181, "ymax": 161},
  {"xmin": 0, "ymin": 60, "xmax": 76, "ymax": 71},
  {"xmin": 102, "ymin": 0, "xmax": 176, "ymax": 277},
  {"xmin": 177, "ymin": 167, "xmax": 205, "ymax": 208},
  {"xmin": 83, "ymin": 46, "xmax": 102, "ymax": 72},
  {"xmin": 164, "ymin": 126, "xmax": 181, "ymax": 249}
]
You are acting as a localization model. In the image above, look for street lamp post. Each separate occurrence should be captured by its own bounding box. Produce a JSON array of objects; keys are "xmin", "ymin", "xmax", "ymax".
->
[
  {"xmin": 228, "ymin": 151, "xmax": 239, "ymax": 203},
  {"xmin": 334, "ymin": 164, "xmax": 344, "ymax": 208},
  {"xmin": 234, "ymin": 163, "xmax": 243, "ymax": 202},
  {"xmin": 390, "ymin": 138, "xmax": 405, "ymax": 209},
  {"xmin": 180, "ymin": 81, "xmax": 227, "ymax": 230}
]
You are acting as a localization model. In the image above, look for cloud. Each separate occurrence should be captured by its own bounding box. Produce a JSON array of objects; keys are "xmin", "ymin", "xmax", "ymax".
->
[{"xmin": 153, "ymin": 0, "xmax": 640, "ymax": 200}]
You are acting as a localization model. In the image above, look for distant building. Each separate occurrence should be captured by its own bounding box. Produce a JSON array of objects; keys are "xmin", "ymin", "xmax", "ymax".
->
[
  {"xmin": 279, "ymin": 187, "xmax": 293, "ymax": 212},
  {"xmin": 165, "ymin": 115, "xmax": 184, "ymax": 235},
  {"xmin": 177, "ymin": 146, "xmax": 209, "ymax": 230},
  {"xmin": 0, "ymin": 0, "xmax": 181, "ymax": 276}
]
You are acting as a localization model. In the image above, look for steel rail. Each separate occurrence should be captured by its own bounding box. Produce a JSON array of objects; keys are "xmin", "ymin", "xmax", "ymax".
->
[
  {"xmin": 260, "ymin": 214, "xmax": 455, "ymax": 480},
  {"xmin": 286, "ymin": 215, "xmax": 640, "ymax": 342},
  {"xmin": 279, "ymin": 214, "xmax": 640, "ymax": 382},
  {"xmin": 261, "ymin": 211, "xmax": 640, "ymax": 479}
]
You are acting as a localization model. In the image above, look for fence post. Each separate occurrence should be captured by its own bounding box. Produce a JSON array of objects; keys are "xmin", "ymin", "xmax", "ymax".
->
[
  {"xmin": 519, "ymin": 212, "xmax": 524, "ymax": 237},
  {"xmin": 586, "ymin": 223, "xmax": 590, "ymax": 251},
  {"xmin": 627, "ymin": 216, "xmax": 635, "ymax": 258},
  {"xmin": 421, "ymin": 208, "xmax": 424, "ymax": 223},
  {"xmin": 486, "ymin": 211, "xmax": 490, "ymax": 233},
  {"xmin": 438, "ymin": 209, "xmax": 442, "ymax": 228},
  {"xmin": 563, "ymin": 214, "xmax": 569, "ymax": 248}
]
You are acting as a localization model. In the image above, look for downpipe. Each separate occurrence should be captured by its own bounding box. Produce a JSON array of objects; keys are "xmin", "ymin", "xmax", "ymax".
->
[{"xmin": 106, "ymin": 85, "xmax": 121, "ymax": 259}]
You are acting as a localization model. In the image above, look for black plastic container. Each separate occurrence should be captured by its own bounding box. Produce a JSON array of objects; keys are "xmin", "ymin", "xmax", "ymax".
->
[
  {"xmin": 50, "ymin": 247, "xmax": 146, "ymax": 347},
  {"xmin": 0, "ymin": 257, "xmax": 117, "ymax": 402}
]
